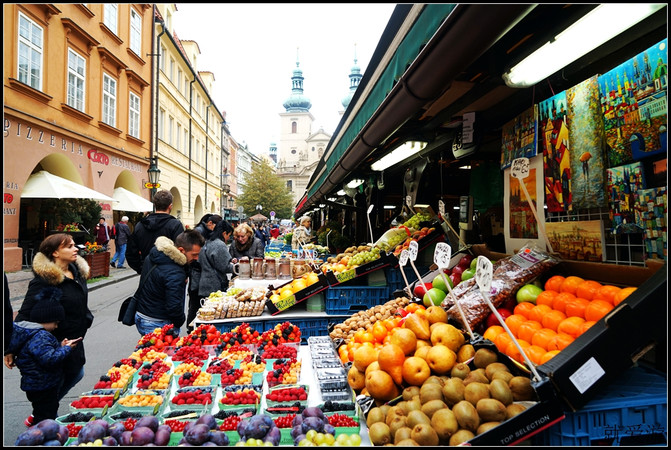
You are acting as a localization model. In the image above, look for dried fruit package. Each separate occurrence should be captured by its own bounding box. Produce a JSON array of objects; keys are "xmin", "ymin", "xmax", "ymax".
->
[{"xmin": 441, "ymin": 243, "xmax": 559, "ymax": 329}]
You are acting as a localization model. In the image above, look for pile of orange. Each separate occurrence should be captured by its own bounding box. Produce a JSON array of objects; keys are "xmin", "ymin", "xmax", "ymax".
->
[
  {"xmin": 483, "ymin": 275, "xmax": 636, "ymax": 367},
  {"xmin": 337, "ymin": 311, "xmax": 409, "ymax": 365}
]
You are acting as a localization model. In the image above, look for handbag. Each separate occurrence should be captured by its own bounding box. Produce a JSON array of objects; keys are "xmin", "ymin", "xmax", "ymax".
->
[{"xmin": 117, "ymin": 264, "xmax": 157, "ymax": 326}]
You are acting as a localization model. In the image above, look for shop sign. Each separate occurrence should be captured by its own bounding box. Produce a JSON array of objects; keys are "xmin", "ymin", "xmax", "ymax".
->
[{"xmin": 87, "ymin": 149, "xmax": 109, "ymax": 165}]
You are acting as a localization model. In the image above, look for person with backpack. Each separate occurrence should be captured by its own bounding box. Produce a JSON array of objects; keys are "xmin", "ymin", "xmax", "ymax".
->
[
  {"xmin": 94, "ymin": 217, "xmax": 111, "ymax": 251},
  {"xmin": 110, "ymin": 216, "xmax": 132, "ymax": 269}
]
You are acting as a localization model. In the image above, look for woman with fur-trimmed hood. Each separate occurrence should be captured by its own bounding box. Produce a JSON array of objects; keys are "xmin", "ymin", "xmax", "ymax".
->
[{"xmin": 9, "ymin": 233, "xmax": 94, "ymax": 409}]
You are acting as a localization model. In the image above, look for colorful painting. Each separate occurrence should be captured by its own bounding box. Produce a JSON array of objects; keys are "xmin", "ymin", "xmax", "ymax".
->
[
  {"xmin": 546, "ymin": 220, "xmax": 605, "ymax": 262},
  {"xmin": 501, "ymin": 105, "xmax": 538, "ymax": 169},
  {"xmin": 635, "ymin": 186, "xmax": 667, "ymax": 260},
  {"xmin": 606, "ymin": 162, "xmax": 646, "ymax": 232},
  {"xmin": 567, "ymin": 75, "xmax": 608, "ymax": 209},
  {"xmin": 539, "ymin": 91, "xmax": 572, "ymax": 212},
  {"xmin": 598, "ymin": 38, "xmax": 668, "ymax": 165},
  {"xmin": 504, "ymin": 156, "xmax": 546, "ymax": 254}
]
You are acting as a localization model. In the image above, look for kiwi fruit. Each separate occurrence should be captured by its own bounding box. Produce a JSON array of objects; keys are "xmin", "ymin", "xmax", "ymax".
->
[
  {"xmin": 421, "ymin": 399, "xmax": 448, "ymax": 419},
  {"xmin": 476, "ymin": 398, "xmax": 508, "ymax": 422},
  {"xmin": 457, "ymin": 343, "xmax": 475, "ymax": 362},
  {"xmin": 395, "ymin": 438, "xmax": 420, "ymax": 446},
  {"xmin": 431, "ymin": 408, "xmax": 459, "ymax": 441},
  {"xmin": 476, "ymin": 421, "xmax": 501, "ymax": 435},
  {"xmin": 509, "ymin": 376, "xmax": 535, "ymax": 401},
  {"xmin": 379, "ymin": 404, "xmax": 391, "ymax": 418},
  {"xmin": 406, "ymin": 410, "xmax": 432, "ymax": 429},
  {"xmin": 506, "ymin": 403, "xmax": 527, "ymax": 419},
  {"xmin": 402, "ymin": 385, "xmax": 421, "ymax": 401},
  {"xmin": 424, "ymin": 375, "xmax": 445, "ymax": 386},
  {"xmin": 366, "ymin": 406, "xmax": 386, "ymax": 427},
  {"xmin": 449, "ymin": 429, "xmax": 476, "ymax": 445},
  {"xmin": 489, "ymin": 378, "xmax": 514, "ymax": 405},
  {"xmin": 410, "ymin": 423, "xmax": 440, "ymax": 446},
  {"xmin": 419, "ymin": 382, "xmax": 444, "ymax": 404},
  {"xmin": 388, "ymin": 415, "xmax": 409, "ymax": 438},
  {"xmin": 464, "ymin": 381, "xmax": 491, "ymax": 406},
  {"xmin": 396, "ymin": 400, "xmax": 410, "ymax": 415},
  {"xmin": 473, "ymin": 348, "xmax": 498, "ymax": 368},
  {"xmin": 442, "ymin": 377, "xmax": 466, "ymax": 406},
  {"xmin": 385, "ymin": 406, "xmax": 406, "ymax": 426},
  {"xmin": 452, "ymin": 400, "xmax": 481, "ymax": 432},
  {"xmin": 451, "ymin": 362, "xmax": 471, "ymax": 379},
  {"xmin": 463, "ymin": 368, "xmax": 489, "ymax": 385},
  {"xmin": 485, "ymin": 362, "xmax": 511, "ymax": 381},
  {"xmin": 394, "ymin": 426, "xmax": 413, "ymax": 444},
  {"xmin": 405, "ymin": 397, "xmax": 422, "ymax": 413},
  {"xmin": 368, "ymin": 422, "xmax": 392, "ymax": 446},
  {"xmin": 491, "ymin": 369, "xmax": 514, "ymax": 384}
]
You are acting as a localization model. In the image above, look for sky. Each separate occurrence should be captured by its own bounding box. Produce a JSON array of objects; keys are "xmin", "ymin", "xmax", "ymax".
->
[{"xmin": 173, "ymin": 3, "xmax": 397, "ymax": 156}]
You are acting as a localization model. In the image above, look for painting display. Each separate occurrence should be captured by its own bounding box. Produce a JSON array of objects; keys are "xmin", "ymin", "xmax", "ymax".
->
[
  {"xmin": 598, "ymin": 38, "xmax": 668, "ymax": 165},
  {"xmin": 546, "ymin": 220, "xmax": 605, "ymax": 262},
  {"xmin": 501, "ymin": 105, "xmax": 538, "ymax": 169},
  {"xmin": 566, "ymin": 75, "xmax": 608, "ymax": 209},
  {"xmin": 635, "ymin": 186, "xmax": 667, "ymax": 260},
  {"xmin": 606, "ymin": 162, "xmax": 646, "ymax": 232},
  {"xmin": 539, "ymin": 91, "xmax": 572, "ymax": 212}
]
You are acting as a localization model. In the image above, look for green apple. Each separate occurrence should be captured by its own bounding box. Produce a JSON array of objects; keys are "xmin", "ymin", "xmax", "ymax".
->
[
  {"xmin": 423, "ymin": 288, "xmax": 447, "ymax": 307},
  {"xmin": 461, "ymin": 268, "xmax": 475, "ymax": 282},
  {"xmin": 516, "ymin": 284, "xmax": 543, "ymax": 304},
  {"xmin": 470, "ymin": 257, "xmax": 478, "ymax": 271},
  {"xmin": 432, "ymin": 273, "xmax": 452, "ymax": 294}
]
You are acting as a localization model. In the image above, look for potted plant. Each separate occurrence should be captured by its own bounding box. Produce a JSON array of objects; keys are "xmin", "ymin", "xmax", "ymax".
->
[{"xmin": 79, "ymin": 241, "xmax": 110, "ymax": 279}]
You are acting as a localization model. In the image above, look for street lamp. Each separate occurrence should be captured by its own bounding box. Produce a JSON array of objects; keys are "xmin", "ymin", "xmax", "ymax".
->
[
  {"xmin": 147, "ymin": 156, "xmax": 161, "ymax": 212},
  {"xmin": 221, "ymin": 183, "xmax": 231, "ymax": 219}
]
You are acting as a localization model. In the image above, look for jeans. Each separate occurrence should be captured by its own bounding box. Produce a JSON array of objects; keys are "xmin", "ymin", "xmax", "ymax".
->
[
  {"xmin": 111, "ymin": 242, "xmax": 127, "ymax": 266},
  {"xmin": 135, "ymin": 312, "xmax": 178, "ymax": 337},
  {"xmin": 58, "ymin": 364, "xmax": 84, "ymax": 401}
]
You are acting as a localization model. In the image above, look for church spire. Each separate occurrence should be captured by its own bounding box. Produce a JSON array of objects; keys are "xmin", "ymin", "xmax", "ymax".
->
[
  {"xmin": 342, "ymin": 44, "xmax": 362, "ymax": 109},
  {"xmin": 283, "ymin": 46, "xmax": 312, "ymax": 112}
]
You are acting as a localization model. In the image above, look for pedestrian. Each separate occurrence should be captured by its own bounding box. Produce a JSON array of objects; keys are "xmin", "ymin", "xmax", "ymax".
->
[
  {"xmin": 133, "ymin": 230, "xmax": 205, "ymax": 336},
  {"xmin": 229, "ymin": 223, "xmax": 265, "ymax": 263},
  {"xmin": 126, "ymin": 190, "xmax": 185, "ymax": 274},
  {"xmin": 196, "ymin": 220, "xmax": 235, "ymax": 299},
  {"xmin": 253, "ymin": 223, "xmax": 268, "ymax": 248},
  {"xmin": 9, "ymin": 233, "xmax": 94, "ymax": 427},
  {"xmin": 187, "ymin": 214, "xmax": 222, "ymax": 332},
  {"xmin": 110, "ymin": 216, "xmax": 132, "ymax": 269},
  {"xmin": 94, "ymin": 217, "xmax": 111, "ymax": 250},
  {"xmin": 5, "ymin": 287, "xmax": 81, "ymax": 425},
  {"xmin": 269, "ymin": 224, "xmax": 280, "ymax": 240},
  {"xmin": 194, "ymin": 214, "xmax": 222, "ymax": 241},
  {"xmin": 291, "ymin": 215, "xmax": 314, "ymax": 250}
]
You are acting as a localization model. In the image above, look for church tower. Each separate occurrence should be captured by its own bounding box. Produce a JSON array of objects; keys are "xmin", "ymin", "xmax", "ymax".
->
[{"xmin": 341, "ymin": 45, "xmax": 363, "ymax": 113}]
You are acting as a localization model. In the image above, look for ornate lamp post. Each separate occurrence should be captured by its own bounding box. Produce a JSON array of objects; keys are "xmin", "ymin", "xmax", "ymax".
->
[
  {"xmin": 146, "ymin": 156, "xmax": 161, "ymax": 212},
  {"xmin": 221, "ymin": 182, "xmax": 231, "ymax": 219}
]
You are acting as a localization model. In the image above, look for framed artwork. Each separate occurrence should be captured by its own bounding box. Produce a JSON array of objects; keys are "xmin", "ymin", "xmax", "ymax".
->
[
  {"xmin": 501, "ymin": 105, "xmax": 538, "ymax": 169},
  {"xmin": 539, "ymin": 91, "xmax": 572, "ymax": 212},
  {"xmin": 504, "ymin": 155, "xmax": 546, "ymax": 254},
  {"xmin": 635, "ymin": 186, "xmax": 667, "ymax": 260},
  {"xmin": 598, "ymin": 38, "xmax": 668, "ymax": 165},
  {"xmin": 606, "ymin": 162, "xmax": 646, "ymax": 232},
  {"xmin": 546, "ymin": 220, "xmax": 605, "ymax": 262},
  {"xmin": 567, "ymin": 75, "xmax": 608, "ymax": 209}
]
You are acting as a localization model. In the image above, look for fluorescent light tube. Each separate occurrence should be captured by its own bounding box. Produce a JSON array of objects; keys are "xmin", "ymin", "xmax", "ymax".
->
[
  {"xmin": 347, "ymin": 179, "xmax": 364, "ymax": 188},
  {"xmin": 383, "ymin": 205, "xmax": 396, "ymax": 209},
  {"xmin": 503, "ymin": 4, "xmax": 665, "ymax": 88},
  {"xmin": 336, "ymin": 190, "xmax": 345, "ymax": 196},
  {"xmin": 371, "ymin": 141, "xmax": 428, "ymax": 171}
]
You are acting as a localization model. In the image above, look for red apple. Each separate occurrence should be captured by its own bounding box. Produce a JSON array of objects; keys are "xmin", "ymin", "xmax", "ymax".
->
[
  {"xmin": 451, "ymin": 265, "xmax": 465, "ymax": 277},
  {"xmin": 449, "ymin": 272, "xmax": 461, "ymax": 287},
  {"xmin": 502, "ymin": 296, "xmax": 517, "ymax": 312},
  {"xmin": 413, "ymin": 282, "xmax": 432, "ymax": 299},
  {"xmin": 458, "ymin": 254, "xmax": 474, "ymax": 269},
  {"xmin": 485, "ymin": 307, "xmax": 513, "ymax": 329},
  {"xmin": 442, "ymin": 267, "xmax": 452, "ymax": 275}
]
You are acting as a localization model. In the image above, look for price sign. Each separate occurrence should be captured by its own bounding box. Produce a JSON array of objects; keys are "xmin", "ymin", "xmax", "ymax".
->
[
  {"xmin": 511, "ymin": 157, "xmax": 530, "ymax": 179},
  {"xmin": 399, "ymin": 250, "xmax": 409, "ymax": 267},
  {"xmin": 433, "ymin": 242, "xmax": 452, "ymax": 269},
  {"xmin": 475, "ymin": 256, "xmax": 493, "ymax": 295},
  {"xmin": 438, "ymin": 199, "xmax": 446, "ymax": 217},
  {"xmin": 408, "ymin": 241, "xmax": 419, "ymax": 261}
]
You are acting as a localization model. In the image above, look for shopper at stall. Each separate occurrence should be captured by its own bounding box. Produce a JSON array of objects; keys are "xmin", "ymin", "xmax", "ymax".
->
[
  {"xmin": 126, "ymin": 190, "xmax": 185, "ymax": 274},
  {"xmin": 6, "ymin": 287, "xmax": 80, "ymax": 424},
  {"xmin": 229, "ymin": 223, "xmax": 265, "ymax": 263},
  {"xmin": 8, "ymin": 232, "xmax": 94, "ymax": 426},
  {"xmin": 194, "ymin": 214, "xmax": 222, "ymax": 241},
  {"xmin": 269, "ymin": 224, "xmax": 281, "ymax": 239},
  {"xmin": 94, "ymin": 217, "xmax": 111, "ymax": 250},
  {"xmin": 133, "ymin": 230, "xmax": 205, "ymax": 336},
  {"xmin": 291, "ymin": 215, "xmax": 314, "ymax": 250},
  {"xmin": 187, "ymin": 214, "xmax": 222, "ymax": 332},
  {"xmin": 195, "ymin": 219, "xmax": 235, "ymax": 303},
  {"xmin": 110, "ymin": 216, "xmax": 131, "ymax": 269}
]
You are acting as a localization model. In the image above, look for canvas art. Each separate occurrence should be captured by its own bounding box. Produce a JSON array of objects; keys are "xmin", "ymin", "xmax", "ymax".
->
[
  {"xmin": 546, "ymin": 220, "xmax": 605, "ymax": 262},
  {"xmin": 598, "ymin": 38, "xmax": 668, "ymax": 165},
  {"xmin": 504, "ymin": 156, "xmax": 546, "ymax": 254},
  {"xmin": 539, "ymin": 91, "xmax": 572, "ymax": 212},
  {"xmin": 567, "ymin": 75, "xmax": 608, "ymax": 209},
  {"xmin": 501, "ymin": 105, "xmax": 538, "ymax": 169},
  {"xmin": 635, "ymin": 186, "xmax": 667, "ymax": 260},
  {"xmin": 606, "ymin": 162, "xmax": 646, "ymax": 232}
]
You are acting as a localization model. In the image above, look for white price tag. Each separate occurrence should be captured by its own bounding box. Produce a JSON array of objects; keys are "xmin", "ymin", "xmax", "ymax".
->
[
  {"xmin": 406, "ymin": 195, "xmax": 413, "ymax": 208},
  {"xmin": 408, "ymin": 241, "xmax": 419, "ymax": 261},
  {"xmin": 433, "ymin": 242, "xmax": 452, "ymax": 269},
  {"xmin": 438, "ymin": 199, "xmax": 445, "ymax": 217},
  {"xmin": 511, "ymin": 157, "xmax": 530, "ymax": 179},
  {"xmin": 475, "ymin": 256, "xmax": 493, "ymax": 294},
  {"xmin": 399, "ymin": 250, "xmax": 409, "ymax": 266}
]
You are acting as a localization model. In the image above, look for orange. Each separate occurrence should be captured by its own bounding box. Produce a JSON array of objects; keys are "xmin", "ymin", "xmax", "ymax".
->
[
  {"xmin": 575, "ymin": 280, "xmax": 602, "ymax": 301},
  {"xmin": 541, "ymin": 309, "xmax": 567, "ymax": 332},
  {"xmin": 613, "ymin": 286, "xmax": 636, "ymax": 306},
  {"xmin": 528, "ymin": 304, "xmax": 553, "ymax": 323},
  {"xmin": 531, "ymin": 328, "xmax": 557, "ymax": 351},
  {"xmin": 551, "ymin": 292, "xmax": 575, "ymax": 314},
  {"xmin": 513, "ymin": 302, "xmax": 535, "ymax": 319},
  {"xmin": 483, "ymin": 325, "xmax": 505, "ymax": 343},
  {"xmin": 361, "ymin": 331, "xmax": 375, "ymax": 344},
  {"xmin": 557, "ymin": 317, "xmax": 585, "ymax": 338},
  {"xmin": 579, "ymin": 320, "xmax": 596, "ymax": 335},
  {"xmin": 372, "ymin": 322, "xmax": 388, "ymax": 344},
  {"xmin": 560, "ymin": 276, "xmax": 585, "ymax": 295},
  {"xmin": 353, "ymin": 330, "xmax": 366, "ymax": 344},
  {"xmin": 593, "ymin": 285, "xmax": 622, "ymax": 305},
  {"xmin": 540, "ymin": 350, "xmax": 561, "ymax": 365},
  {"xmin": 547, "ymin": 333, "xmax": 574, "ymax": 351},
  {"xmin": 504, "ymin": 314, "xmax": 527, "ymax": 337},
  {"xmin": 405, "ymin": 303, "xmax": 425, "ymax": 314},
  {"xmin": 584, "ymin": 299, "xmax": 614, "ymax": 322},
  {"xmin": 544, "ymin": 275, "xmax": 565, "ymax": 292},
  {"xmin": 524, "ymin": 344, "xmax": 548, "ymax": 366},
  {"xmin": 505, "ymin": 339, "xmax": 531, "ymax": 364},
  {"xmin": 565, "ymin": 298, "xmax": 590, "ymax": 318},
  {"xmin": 535, "ymin": 290, "xmax": 558, "ymax": 308},
  {"xmin": 494, "ymin": 332, "xmax": 514, "ymax": 353},
  {"xmin": 517, "ymin": 320, "xmax": 542, "ymax": 343}
]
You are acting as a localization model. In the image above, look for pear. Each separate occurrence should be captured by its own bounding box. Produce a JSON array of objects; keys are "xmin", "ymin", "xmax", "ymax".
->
[{"xmin": 404, "ymin": 313, "xmax": 431, "ymax": 341}]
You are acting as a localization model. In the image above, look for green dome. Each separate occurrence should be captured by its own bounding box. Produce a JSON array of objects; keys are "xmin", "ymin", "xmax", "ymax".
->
[{"xmin": 283, "ymin": 60, "xmax": 311, "ymax": 112}]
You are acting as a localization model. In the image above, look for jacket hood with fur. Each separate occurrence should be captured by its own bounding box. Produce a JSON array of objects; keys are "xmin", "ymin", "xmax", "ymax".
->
[
  {"xmin": 31, "ymin": 252, "xmax": 90, "ymax": 284},
  {"xmin": 153, "ymin": 236, "xmax": 187, "ymax": 266}
]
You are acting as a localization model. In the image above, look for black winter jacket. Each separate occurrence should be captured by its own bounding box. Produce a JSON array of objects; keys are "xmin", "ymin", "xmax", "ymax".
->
[{"xmin": 127, "ymin": 213, "xmax": 184, "ymax": 273}]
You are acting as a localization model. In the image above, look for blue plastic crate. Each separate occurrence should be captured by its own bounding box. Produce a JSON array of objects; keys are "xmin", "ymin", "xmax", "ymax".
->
[
  {"xmin": 385, "ymin": 266, "xmax": 429, "ymax": 292},
  {"xmin": 263, "ymin": 318, "xmax": 329, "ymax": 344},
  {"xmin": 533, "ymin": 365, "xmax": 667, "ymax": 446},
  {"xmin": 324, "ymin": 285, "xmax": 390, "ymax": 315}
]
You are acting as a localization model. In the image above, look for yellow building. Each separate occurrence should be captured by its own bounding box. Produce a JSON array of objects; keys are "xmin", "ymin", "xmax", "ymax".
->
[{"xmin": 3, "ymin": 3, "xmax": 154, "ymax": 271}]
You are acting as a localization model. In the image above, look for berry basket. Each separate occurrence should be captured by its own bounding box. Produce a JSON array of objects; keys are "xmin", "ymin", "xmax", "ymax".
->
[
  {"xmin": 265, "ymin": 384, "xmax": 310, "ymax": 408},
  {"xmin": 168, "ymin": 385, "xmax": 217, "ymax": 411}
]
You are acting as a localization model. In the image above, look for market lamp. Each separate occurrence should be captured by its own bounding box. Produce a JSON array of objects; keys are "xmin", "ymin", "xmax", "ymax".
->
[
  {"xmin": 371, "ymin": 141, "xmax": 428, "ymax": 171},
  {"xmin": 147, "ymin": 156, "xmax": 161, "ymax": 211},
  {"xmin": 502, "ymin": 3, "xmax": 665, "ymax": 88}
]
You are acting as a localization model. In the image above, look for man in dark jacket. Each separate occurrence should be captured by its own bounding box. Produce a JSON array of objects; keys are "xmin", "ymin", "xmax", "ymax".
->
[
  {"xmin": 110, "ymin": 216, "xmax": 132, "ymax": 269},
  {"xmin": 126, "ymin": 190, "xmax": 184, "ymax": 274},
  {"xmin": 188, "ymin": 214, "xmax": 222, "ymax": 332},
  {"xmin": 134, "ymin": 230, "xmax": 204, "ymax": 336}
]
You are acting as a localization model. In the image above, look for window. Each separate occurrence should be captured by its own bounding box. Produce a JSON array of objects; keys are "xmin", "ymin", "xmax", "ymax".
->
[
  {"xmin": 184, "ymin": 129, "xmax": 189, "ymax": 153},
  {"xmin": 168, "ymin": 116, "xmax": 174, "ymax": 146},
  {"xmin": 103, "ymin": 4, "xmax": 118, "ymax": 35},
  {"xmin": 17, "ymin": 12, "xmax": 43, "ymax": 90},
  {"xmin": 177, "ymin": 68, "xmax": 183, "ymax": 92},
  {"xmin": 287, "ymin": 180, "xmax": 293, "ymax": 192},
  {"xmin": 160, "ymin": 44, "xmax": 167, "ymax": 72},
  {"xmin": 67, "ymin": 48, "xmax": 86, "ymax": 111},
  {"xmin": 158, "ymin": 108, "xmax": 165, "ymax": 140},
  {"xmin": 169, "ymin": 58, "xmax": 175, "ymax": 83},
  {"xmin": 176, "ymin": 123, "xmax": 182, "ymax": 151},
  {"xmin": 129, "ymin": 8, "xmax": 141, "ymax": 55},
  {"xmin": 195, "ymin": 139, "xmax": 200, "ymax": 163},
  {"xmin": 128, "ymin": 92, "xmax": 140, "ymax": 138},
  {"xmin": 102, "ymin": 73, "xmax": 117, "ymax": 127},
  {"xmin": 292, "ymin": 121, "xmax": 297, "ymax": 133}
]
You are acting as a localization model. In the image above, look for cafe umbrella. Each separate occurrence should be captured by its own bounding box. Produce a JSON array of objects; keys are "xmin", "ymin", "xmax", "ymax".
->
[{"xmin": 20, "ymin": 170, "xmax": 116, "ymax": 202}]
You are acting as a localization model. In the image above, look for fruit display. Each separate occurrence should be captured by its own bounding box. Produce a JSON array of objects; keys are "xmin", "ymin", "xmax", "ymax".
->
[
  {"xmin": 170, "ymin": 386, "xmax": 214, "ymax": 406},
  {"xmin": 134, "ymin": 324, "xmax": 179, "ymax": 351},
  {"xmin": 217, "ymin": 322, "xmax": 261, "ymax": 349},
  {"xmin": 329, "ymin": 296, "xmax": 412, "ymax": 345},
  {"xmin": 127, "ymin": 348, "xmax": 168, "ymax": 363},
  {"xmin": 218, "ymin": 344, "xmax": 256, "ymax": 362},
  {"xmin": 259, "ymin": 343, "xmax": 299, "ymax": 360},
  {"xmin": 266, "ymin": 385, "xmax": 309, "ymax": 403},
  {"xmin": 393, "ymin": 227, "xmax": 436, "ymax": 257},
  {"xmin": 266, "ymin": 357, "xmax": 302, "ymax": 387},
  {"xmin": 205, "ymin": 357, "xmax": 235, "ymax": 375},
  {"xmin": 320, "ymin": 245, "xmax": 383, "ymax": 275},
  {"xmin": 70, "ymin": 395, "xmax": 115, "ymax": 410},
  {"xmin": 197, "ymin": 286, "xmax": 267, "ymax": 320},
  {"xmin": 257, "ymin": 321, "xmax": 302, "ymax": 347},
  {"xmin": 176, "ymin": 369, "xmax": 212, "ymax": 388},
  {"xmin": 268, "ymin": 271, "xmax": 322, "ymax": 303},
  {"xmin": 14, "ymin": 419, "xmax": 70, "ymax": 446},
  {"xmin": 219, "ymin": 388, "xmax": 262, "ymax": 406},
  {"xmin": 170, "ymin": 345, "xmax": 210, "ymax": 362},
  {"xmin": 236, "ymin": 413, "xmax": 281, "ymax": 446},
  {"xmin": 117, "ymin": 392, "xmax": 164, "ymax": 408},
  {"xmin": 94, "ymin": 358, "xmax": 141, "ymax": 390},
  {"xmin": 402, "ymin": 212, "xmax": 433, "ymax": 230},
  {"xmin": 134, "ymin": 359, "xmax": 173, "ymax": 390},
  {"xmin": 176, "ymin": 414, "xmax": 232, "ymax": 446},
  {"xmin": 174, "ymin": 324, "xmax": 222, "ymax": 348}
]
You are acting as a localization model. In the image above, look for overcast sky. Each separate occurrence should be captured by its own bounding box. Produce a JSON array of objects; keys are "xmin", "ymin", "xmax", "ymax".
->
[{"xmin": 173, "ymin": 3, "xmax": 396, "ymax": 156}]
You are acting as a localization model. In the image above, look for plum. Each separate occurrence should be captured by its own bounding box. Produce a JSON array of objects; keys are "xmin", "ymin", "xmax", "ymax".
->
[
  {"xmin": 237, "ymin": 419, "xmax": 250, "ymax": 438},
  {"xmin": 302, "ymin": 406, "xmax": 325, "ymax": 420},
  {"xmin": 195, "ymin": 413, "xmax": 218, "ymax": 430},
  {"xmin": 246, "ymin": 416, "xmax": 271, "ymax": 440},
  {"xmin": 108, "ymin": 421, "xmax": 127, "ymax": 441},
  {"xmin": 130, "ymin": 426, "xmax": 156, "ymax": 446},
  {"xmin": 42, "ymin": 439, "xmax": 62, "ymax": 446},
  {"xmin": 208, "ymin": 430, "xmax": 230, "ymax": 446},
  {"xmin": 292, "ymin": 415, "xmax": 303, "ymax": 427},
  {"xmin": 36, "ymin": 419, "xmax": 61, "ymax": 441},
  {"xmin": 323, "ymin": 423, "xmax": 336, "ymax": 435},
  {"xmin": 58, "ymin": 425, "xmax": 70, "ymax": 445},
  {"xmin": 119, "ymin": 431, "xmax": 133, "ymax": 446},
  {"xmin": 290, "ymin": 425, "xmax": 303, "ymax": 439},
  {"xmin": 136, "ymin": 415, "xmax": 159, "ymax": 432},
  {"xmin": 293, "ymin": 433, "xmax": 306, "ymax": 445},
  {"xmin": 102, "ymin": 436, "xmax": 119, "ymax": 446},
  {"xmin": 153, "ymin": 426, "xmax": 171, "ymax": 446},
  {"xmin": 183, "ymin": 421, "xmax": 194, "ymax": 434},
  {"xmin": 78, "ymin": 423, "xmax": 106, "ymax": 444},
  {"xmin": 301, "ymin": 416, "xmax": 324, "ymax": 434},
  {"xmin": 264, "ymin": 426, "xmax": 281, "ymax": 446},
  {"xmin": 201, "ymin": 442, "xmax": 217, "ymax": 447},
  {"xmin": 185, "ymin": 423, "xmax": 211, "ymax": 446}
]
